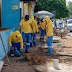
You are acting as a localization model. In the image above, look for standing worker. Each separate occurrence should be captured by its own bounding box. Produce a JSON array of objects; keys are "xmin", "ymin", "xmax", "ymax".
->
[
  {"xmin": 40, "ymin": 19, "xmax": 46, "ymax": 41},
  {"xmin": 17, "ymin": 15, "xmax": 34, "ymax": 53},
  {"xmin": 30, "ymin": 15, "xmax": 38, "ymax": 47},
  {"xmin": 9, "ymin": 31, "xmax": 23, "ymax": 57},
  {"xmin": 44, "ymin": 16, "xmax": 53, "ymax": 54}
]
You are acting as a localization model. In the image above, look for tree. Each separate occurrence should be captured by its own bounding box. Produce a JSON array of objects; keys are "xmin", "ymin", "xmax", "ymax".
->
[
  {"xmin": 67, "ymin": 1, "xmax": 72, "ymax": 16},
  {"xmin": 61, "ymin": 0, "xmax": 66, "ymax": 6},
  {"xmin": 34, "ymin": 0, "xmax": 70, "ymax": 18}
]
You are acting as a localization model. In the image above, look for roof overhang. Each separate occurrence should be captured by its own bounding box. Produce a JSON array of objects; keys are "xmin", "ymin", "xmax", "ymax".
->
[
  {"xmin": 20, "ymin": 0, "xmax": 36, "ymax": 4},
  {"xmin": 20, "ymin": 0, "xmax": 36, "ymax": 1}
]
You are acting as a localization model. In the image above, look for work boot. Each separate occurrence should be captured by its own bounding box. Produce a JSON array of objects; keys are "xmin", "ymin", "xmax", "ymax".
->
[
  {"xmin": 25, "ymin": 51, "xmax": 30, "ymax": 53},
  {"xmin": 45, "ymin": 51, "xmax": 52, "ymax": 54},
  {"xmin": 45, "ymin": 49, "xmax": 52, "ymax": 54},
  {"xmin": 46, "ymin": 48, "xmax": 52, "ymax": 54}
]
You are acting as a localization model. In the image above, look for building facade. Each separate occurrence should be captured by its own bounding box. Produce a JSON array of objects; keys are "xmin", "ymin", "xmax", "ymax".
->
[
  {"xmin": 20, "ymin": 1, "xmax": 36, "ymax": 18},
  {"xmin": 0, "ymin": 0, "xmax": 36, "ymax": 60},
  {"xmin": 0, "ymin": 0, "xmax": 36, "ymax": 30}
]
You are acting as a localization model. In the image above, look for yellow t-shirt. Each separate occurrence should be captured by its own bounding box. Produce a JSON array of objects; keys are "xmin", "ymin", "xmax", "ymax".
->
[
  {"xmin": 20, "ymin": 19, "xmax": 32, "ymax": 33},
  {"xmin": 40, "ymin": 22, "xmax": 46, "ymax": 30},
  {"xmin": 44, "ymin": 16, "xmax": 53, "ymax": 37},
  {"xmin": 30, "ymin": 20, "xmax": 38, "ymax": 33},
  {"xmin": 46, "ymin": 23, "xmax": 53, "ymax": 37}
]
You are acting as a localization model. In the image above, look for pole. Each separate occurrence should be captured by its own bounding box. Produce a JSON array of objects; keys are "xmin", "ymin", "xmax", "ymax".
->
[{"xmin": 0, "ymin": 34, "xmax": 10, "ymax": 66}]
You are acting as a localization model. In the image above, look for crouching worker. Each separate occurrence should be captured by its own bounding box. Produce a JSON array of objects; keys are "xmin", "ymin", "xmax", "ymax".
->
[
  {"xmin": 9, "ymin": 31, "xmax": 23, "ymax": 57},
  {"xmin": 44, "ymin": 16, "xmax": 53, "ymax": 54},
  {"xmin": 30, "ymin": 15, "xmax": 38, "ymax": 47}
]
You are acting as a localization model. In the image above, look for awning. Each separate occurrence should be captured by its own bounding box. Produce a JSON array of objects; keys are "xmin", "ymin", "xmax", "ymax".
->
[
  {"xmin": 20, "ymin": 0, "xmax": 36, "ymax": 1},
  {"xmin": 20, "ymin": 0, "xmax": 36, "ymax": 3}
]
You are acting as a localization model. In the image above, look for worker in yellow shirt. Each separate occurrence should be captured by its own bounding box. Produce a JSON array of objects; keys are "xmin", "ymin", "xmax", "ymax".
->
[
  {"xmin": 44, "ymin": 16, "xmax": 53, "ymax": 54},
  {"xmin": 17, "ymin": 15, "xmax": 34, "ymax": 53},
  {"xmin": 9, "ymin": 31, "xmax": 23, "ymax": 57},
  {"xmin": 30, "ymin": 15, "xmax": 38, "ymax": 47},
  {"xmin": 40, "ymin": 19, "xmax": 46, "ymax": 41}
]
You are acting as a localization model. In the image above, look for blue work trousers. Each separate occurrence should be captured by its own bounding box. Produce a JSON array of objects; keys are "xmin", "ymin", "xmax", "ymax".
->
[
  {"xmin": 30, "ymin": 33, "xmax": 36, "ymax": 47},
  {"xmin": 10, "ymin": 42, "xmax": 21, "ymax": 57},
  {"xmin": 11, "ymin": 42, "xmax": 21, "ymax": 52},
  {"xmin": 40, "ymin": 29, "xmax": 46, "ymax": 40},
  {"xmin": 47, "ymin": 35, "xmax": 53, "ymax": 53},
  {"xmin": 22, "ymin": 32, "xmax": 31, "ymax": 52}
]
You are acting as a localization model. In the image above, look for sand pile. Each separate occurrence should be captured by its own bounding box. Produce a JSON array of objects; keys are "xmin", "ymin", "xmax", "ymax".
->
[{"xmin": 25, "ymin": 54, "xmax": 47, "ymax": 65}]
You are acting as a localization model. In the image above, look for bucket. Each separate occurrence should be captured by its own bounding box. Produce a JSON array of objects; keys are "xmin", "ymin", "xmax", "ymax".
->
[{"xmin": 53, "ymin": 59, "xmax": 61, "ymax": 70}]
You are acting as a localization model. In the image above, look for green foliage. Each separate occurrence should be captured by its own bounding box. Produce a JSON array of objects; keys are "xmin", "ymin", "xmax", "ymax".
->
[
  {"xmin": 67, "ymin": 1, "xmax": 72, "ymax": 15},
  {"xmin": 34, "ymin": 0, "xmax": 70, "ymax": 18}
]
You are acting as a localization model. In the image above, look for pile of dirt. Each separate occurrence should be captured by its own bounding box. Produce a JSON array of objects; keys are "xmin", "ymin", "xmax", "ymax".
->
[
  {"xmin": 25, "ymin": 54, "xmax": 47, "ymax": 65},
  {"xmin": 16, "ymin": 54, "xmax": 47, "ymax": 65}
]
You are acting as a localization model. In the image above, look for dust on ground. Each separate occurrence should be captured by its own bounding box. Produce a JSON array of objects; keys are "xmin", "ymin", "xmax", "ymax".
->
[{"xmin": 1, "ymin": 34, "xmax": 72, "ymax": 72}]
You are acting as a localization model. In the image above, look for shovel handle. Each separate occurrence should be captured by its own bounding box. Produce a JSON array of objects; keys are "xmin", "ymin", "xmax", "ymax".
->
[{"xmin": 0, "ymin": 34, "xmax": 10, "ymax": 65}]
